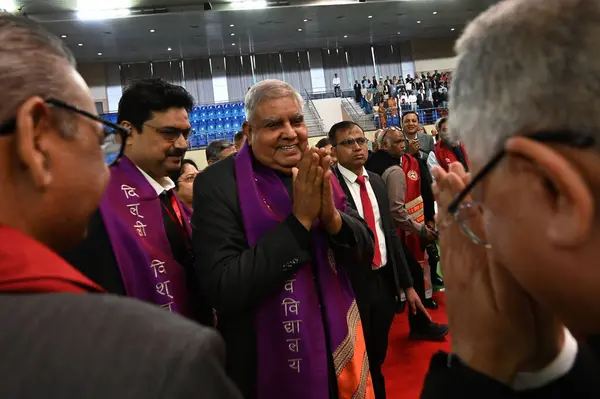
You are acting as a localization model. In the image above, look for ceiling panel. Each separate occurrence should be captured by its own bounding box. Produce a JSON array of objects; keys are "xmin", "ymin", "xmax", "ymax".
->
[{"xmin": 10, "ymin": 0, "xmax": 501, "ymax": 63}]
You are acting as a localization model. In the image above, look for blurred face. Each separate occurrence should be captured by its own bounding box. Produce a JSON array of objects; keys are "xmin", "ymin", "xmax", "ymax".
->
[
  {"xmin": 402, "ymin": 113, "xmax": 419, "ymax": 136},
  {"xmin": 124, "ymin": 107, "xmax": 190, "ymax": 180},
  {"xmin": 176, "ymin": 162, "xmax": 199, "ymax": 206},
  {"xmin": 463, "ymin": 139, "xmax": 600, "ymax": 333},
  {"xmin": 332, "ymin": 126, "xmax": 368, "ymax": 172},
  {"xmin": 12, "ymin": 68, "xmax": 110, "ymax": 251},
  {"xmin": 246, "ymin": 96, "xmax": 308, "ymax": 174},
  {"xmin": 383, "ymin": 130, "xmax": 406, "ymax": 158},
  {"xmin": 439, "ymin": 121, "xmax": 454, "ymax": 144},
  {"xmin": 234, "ymin": 134, "xmax": 246, "ymax": 150}
]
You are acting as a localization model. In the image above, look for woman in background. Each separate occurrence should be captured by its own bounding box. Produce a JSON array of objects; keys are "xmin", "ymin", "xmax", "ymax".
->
[{"xmin": 171, "ymin": 159, "xmax": 200, "ymax": 210}]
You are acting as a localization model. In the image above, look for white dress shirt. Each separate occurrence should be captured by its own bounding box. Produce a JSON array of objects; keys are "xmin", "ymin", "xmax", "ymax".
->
[
  {"xmin": 136, "ymin": 165, "xmax": 176, "ymax": 196},
  {"xmin": 332, "ymin": 77, "xmax": 341, "ymax": 86},
  {"xmin": 337, "ymin": 164, "xmax": 387, "ymax": 268},
  {"xmin": 512, "ymin": 327, "xmax": 578, "ymax": 391}
]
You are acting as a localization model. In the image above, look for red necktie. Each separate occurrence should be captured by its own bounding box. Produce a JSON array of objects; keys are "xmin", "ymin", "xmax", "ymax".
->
[{"xmin": 356, "ymin": 175, "xmax": 382, "ymax": 268}]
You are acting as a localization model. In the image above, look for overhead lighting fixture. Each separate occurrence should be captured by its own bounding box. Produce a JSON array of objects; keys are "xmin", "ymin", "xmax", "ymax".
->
[
  {"xmin": 231, "ymin": 33, "xmax": 235, "ymax": 36},
  {"xmin": 61, "ymin": 35, "xmax": 67, "ymax": 38},
  {"xmin": 368, "ymin": 15, "xmax": 372, "ymax": 18},
  {"xmin": 232, "ymin": 43, "xmax": 236, "ymax": 46},
  {"xmin": 298, "ymin": 28, "xmax": 302, "ymax": 31},
  {"xmin": 451, "ymin": 28, "xmax": 455, "ymax": 31},
  {"xmin": 78, "ymin": 43, "xmax": 83, "ymax": 46},
  {"xmin": 303, "ymin": 19, "xmax": 308, "ymax": 22},
  {"xmin": 432, "ymin": 11, "xmax": 437, "ymax": 15},
  {"xmin": 417, "ymin": 20, "xmax": 422, "ymax": 23},
  {"xmin": 150, "ymin": 29, "xmax": 155, "ymax": 33},
  {"xmin": 76, "ymin": 8, "xmax": 131, "ymax": 21},
  {"xmin": 167, "ymin": 47, "xmax": 172, "ymax": 51},
  {"xmin": 230, "ymin": 0, "xmax": 267, "ymax": 10},
  {"xmin": 230, "ymin": 24, "xmax": 235, "ymax": 27},
  {"xmin": 397, "ymin": 31, "xmax": 401, "ymax": 34},
  {"xmin": 97, "ymin": 52, "xmax": 103, "ymax": 55},
  {"xmin": 344, "ymin": 35, "xmax": 348, "ymax": 38}
]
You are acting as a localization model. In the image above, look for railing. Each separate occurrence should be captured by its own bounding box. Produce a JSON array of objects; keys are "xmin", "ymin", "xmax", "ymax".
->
[{"xmin": 304, "ymin": 89, "xmax": 323, "ymax": 121}]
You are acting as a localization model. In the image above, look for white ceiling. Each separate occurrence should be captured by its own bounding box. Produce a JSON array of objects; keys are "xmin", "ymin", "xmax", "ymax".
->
[{"xmin": 11, "ymin": 0, "xmax": 501, "ymax": 63}]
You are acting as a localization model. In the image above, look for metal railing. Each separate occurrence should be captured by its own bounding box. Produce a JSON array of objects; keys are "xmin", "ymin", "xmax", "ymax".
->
[{"xmin": 304, "ymin": 89, "xmax": 326, "ymax": 136}]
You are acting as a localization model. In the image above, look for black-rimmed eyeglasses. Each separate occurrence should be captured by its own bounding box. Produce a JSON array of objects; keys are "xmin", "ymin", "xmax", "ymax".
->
[
  {"xmin": 0, "ymin": 98, "xmax": 130, "ymax": 166},
  {"xmin": 447, "ymin": 130, "xmax": 595, "ymax": 248}
]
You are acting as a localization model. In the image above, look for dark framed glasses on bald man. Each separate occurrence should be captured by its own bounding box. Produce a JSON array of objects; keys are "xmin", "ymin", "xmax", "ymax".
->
[{"xmin": 0, "ymin": 98, "xmax": 130, "ymax": 166}]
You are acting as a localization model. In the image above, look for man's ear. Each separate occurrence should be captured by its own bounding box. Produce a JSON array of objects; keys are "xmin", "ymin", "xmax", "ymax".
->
[
  {"xmin": 14, "ymin": 96, "xmax": 54, "ymax": 189},
  {"xmin": 505, "ymin": 136, "xmax": 594, "ymax": 247},
  {"xmin": 119, "ymin": 121, "xmax": 135, "ymax": 147},
  {"xmin": 242, "ymin": 121, "xmax": 252, "ymax": 146}
]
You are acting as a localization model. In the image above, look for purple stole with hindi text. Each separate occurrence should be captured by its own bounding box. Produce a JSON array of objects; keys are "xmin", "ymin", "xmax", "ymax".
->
[
  {"xmin": 99, "ymin": 156, "xmax": 192, "ymax": 317},
  {"xmin": 235, "ymin": 143, "xmax": 372, "ymax": 399}
]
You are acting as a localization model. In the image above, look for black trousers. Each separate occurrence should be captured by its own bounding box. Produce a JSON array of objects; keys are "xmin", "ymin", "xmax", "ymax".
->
[
  {"xmin": 406, "ymin": 255, "xmax": 433, "ymax": 331},
  {"xmin": 356, "ymin": 266, "xmax": 397, "ymax": 399}
]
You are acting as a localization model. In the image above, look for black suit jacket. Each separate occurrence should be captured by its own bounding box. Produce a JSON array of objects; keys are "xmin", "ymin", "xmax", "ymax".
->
[
  {"xmin": 421, "ymin": 347, "xmax": 600, "ymax": 398},
  {"xmin": 191, "ymin": 155, "xmax": 374, "ymax": 399},
  {"xmin": 333, "ymin": 166, "xmax": 414, "ymax": 298}
]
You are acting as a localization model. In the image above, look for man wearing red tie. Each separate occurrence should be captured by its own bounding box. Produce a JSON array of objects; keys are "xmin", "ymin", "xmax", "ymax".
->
[{"xmin": 329, "ymin": 121, "xmax": 448, "ymax": 399}]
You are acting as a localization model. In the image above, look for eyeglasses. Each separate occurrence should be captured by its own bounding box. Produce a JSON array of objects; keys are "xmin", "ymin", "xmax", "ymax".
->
[
  {"xmin": 335, "ymin": 137, "xmax": 369, "ymax": 147},
  {"xmin": 0, "ymin": 98, "xmax": 130, "ymax": 166},
  {"xmin": 144, "ymin": 123, "xmax": 191, "ymax": 142},
  {"xmin": 447, "ymin": 130, "xmax": 595, "ymax": 247}
]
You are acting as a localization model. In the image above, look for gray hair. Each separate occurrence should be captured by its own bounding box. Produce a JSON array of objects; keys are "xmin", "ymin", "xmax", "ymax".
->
[
  {"xmin": 206, "ymin": 139, "xmax": 235, "ymax": 163},
  {"xmin": 450, "ymin": 0, "xmax": 600, "ymax": 161},
  {"xmin": 0, "ymin": 13, "xmax": 77, "ymax": 126},
  {"xmin": 244, "ymin": 79, "xmax": 304, "ymax": 121}
]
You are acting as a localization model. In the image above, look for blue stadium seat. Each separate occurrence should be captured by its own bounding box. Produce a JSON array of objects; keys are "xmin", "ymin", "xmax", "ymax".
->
[
  {"xmin": 223, "ymin": 104, "xmax": 231, "ymax": 116},
  {"xmin": 207, "ymin": 132, "xmax": 217, "ymax": 143},
  {"xmin": 198, "ymin": 132, "xmax": 208, "ymax": 147},
  {"xmin": 208, "ymin": 105, "xmax": 216, "ymax": 118}
]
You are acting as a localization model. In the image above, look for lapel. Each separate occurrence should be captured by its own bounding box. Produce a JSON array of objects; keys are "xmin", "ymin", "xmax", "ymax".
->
[{"xmin": 333, "ymin": 166, "xmax": 357, "ymax": 209}]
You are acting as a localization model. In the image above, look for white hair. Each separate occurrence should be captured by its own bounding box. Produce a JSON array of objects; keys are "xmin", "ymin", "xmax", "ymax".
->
[
  {"xmin": 450, "ymin": 0, "xmax": 600, "ymax": 161},
  {"xmin": 244, "ymin": 79, "xmax": 304, "ymax": 121}
]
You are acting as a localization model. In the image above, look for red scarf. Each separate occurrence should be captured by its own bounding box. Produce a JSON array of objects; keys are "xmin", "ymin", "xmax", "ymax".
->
[
  {"xmin": 0, "ymin": 226, "xmax": 103, "ymax": 293},
  {"xmin": 433, "ymin": 140, "xmax": 470, "ymax": 172},
  {"xmin": 399, "ymin": 154, "xmax": 425, "ymax": 262}
]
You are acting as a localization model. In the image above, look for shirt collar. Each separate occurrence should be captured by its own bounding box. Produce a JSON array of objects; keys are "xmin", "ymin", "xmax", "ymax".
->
[
  {"xmin": 135, "ymin": 165, "xmax": 176, "ymax": 196},
  {"xmin": 337, "ymin": 163, "xmax": 368, "ymax": 184}
]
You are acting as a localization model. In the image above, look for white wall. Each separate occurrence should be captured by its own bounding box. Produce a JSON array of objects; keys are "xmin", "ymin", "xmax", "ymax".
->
[
  {"xmin": 411, "ymin": 38, "xmax": 458, "ymax": 73},
  {"xmin": 311, "ymin": 98, "xmax": 343, "ymax": 132}
]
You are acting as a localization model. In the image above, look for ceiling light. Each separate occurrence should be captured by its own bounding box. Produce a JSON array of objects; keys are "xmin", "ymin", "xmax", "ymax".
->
[
  {"xmin": 417, "ymin": 20, "xmax": 421, "ymax": 23},
  {"xmin": 231, "ymin": 33, "xmax": 235, "ymax": 36},
  {"xmin": 397, "ymin": 31, "xmax": 401, "ymax": 34},
  {"xmin": 78, "ymin": 43, "xmax": 83, "ymax": 46},
  {"xmin": 368, "ymin": 15, "xmax": 372, "ymax": 18},
  {"xmin": 61, "ymin": 34, "xmax": 67, "ymax": 38},
  {"xmin": 150, "ymin": 29, "xmax": 155, "ymax": 33},
  {"xmin": 298, "ymin": 28, "xmax": 302, "ymax": 31},
  {"xmin": 451, "ymin": 28, "xmax": 455, "ymax": 31},
  {"xmin": 232, "ymin": 43, "xmax": 236, "ymax": 46},
  {"xmin": 76, "ymin": 8, "xmax": 131, "ymax": 21},
  {"xmin": 230, "ymin": 24, "xmax": 235, "ymax": 27},
  {"xmin": 432, "ymin": 11, "xmax": 437, "ymax": 15},
  {"xmin": 231, "ymin": 0, "xmax": 266, "ymax": 10},
  {"xmin": 344, "ymin": 35, "xmax": 348, "ymax": 38},
  {"xmin": 303, "ymin": 19, "xmax": 308, "ymax": 22},
  {"xmin": 167, "ymin": 47, "xmax": 172, "ymax": 51},
  {"xmin": 97, "ymin": 52, "xmax": 103, "ymax": 55}
]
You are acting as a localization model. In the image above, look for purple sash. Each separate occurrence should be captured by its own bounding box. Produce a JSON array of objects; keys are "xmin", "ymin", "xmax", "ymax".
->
[
  {"xmin": 100, "ymin": 156, "xmax": 192, "ymax": 317},
  {"xmin": 235, "ymin": 143, "xmax": 368, "ymax": 399}
]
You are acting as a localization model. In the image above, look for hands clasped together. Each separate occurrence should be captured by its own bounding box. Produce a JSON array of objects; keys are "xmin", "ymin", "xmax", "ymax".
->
[{"xmin": 291, "ymin": 147, "xmax": 342, "ymax": 235}]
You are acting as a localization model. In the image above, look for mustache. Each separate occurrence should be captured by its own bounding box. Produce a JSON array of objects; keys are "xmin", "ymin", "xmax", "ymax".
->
[{"xmin": 166, "ymin": 149, "xmax": 186, "ymax": 157}]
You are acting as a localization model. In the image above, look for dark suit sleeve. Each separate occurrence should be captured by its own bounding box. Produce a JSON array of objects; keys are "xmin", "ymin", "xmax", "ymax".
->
[
  {"xmin": 418, "ymin": 158, "xmax": 436, "ymax": 224},
  {"xmin": 192, "ymin": 173, "xmax": 311, "ymax": 314},
  {"xmin": 330, "ymin": 200, "xmax": 374, "ymax": 261},
  {"xmin": 163, "ymin": 330, "xmax": 244, "ymax": 399}
]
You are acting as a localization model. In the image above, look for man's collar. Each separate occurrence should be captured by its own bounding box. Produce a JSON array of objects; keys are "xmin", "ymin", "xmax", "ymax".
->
[
  {"xmin": 337, "ymin": 163, "xmax": 368, "ymax": 183},
  {"xmin": 135, "ymin": 165, "xmax": 176, "ymax": 195}
]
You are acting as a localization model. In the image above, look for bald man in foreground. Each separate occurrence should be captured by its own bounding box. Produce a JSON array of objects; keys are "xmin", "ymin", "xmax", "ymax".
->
[{"xmin": 422, "ymin": 0, "xmax": 600, "ymax": 397}]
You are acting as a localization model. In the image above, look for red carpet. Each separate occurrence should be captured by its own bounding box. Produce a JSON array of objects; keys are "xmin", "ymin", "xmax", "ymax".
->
[{"xmin": 383, "ymin": 292, "xmax": 451, "ymax": 399}]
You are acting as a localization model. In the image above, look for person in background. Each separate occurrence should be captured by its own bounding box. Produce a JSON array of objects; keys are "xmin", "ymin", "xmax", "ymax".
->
[
  {"xmin": 0, "ymin": 13, "xmax": 241, "ymax": 399},
  {"xmin": 192, "ymin": 79, "xmax": 375, "ymax": 399},
  {"xmin": 206, "ymin": 138, "xmax": 237, "ymax": 166},
  {"xmin": 332, "ymin": 73, "xmax": 341, "ymax": 97},
  {"xmin": 63, "ymin": 79, "xmax": 214, "ymax": 326},
  {"xmin": 427, "ymin": 117, "xmax": 469, "ymax": 173},
  {"xmin": 403, "ymin": 111, "xmax": 434, "ymax": 161},
  {"xmin": 422, "ymin": 0, "xmax": 600, "ymax": 397},
  {"xmin": 354, "ymin": 80, "xmax": 362, "ymax": 103},
  {"xmin": 330, "ymin": 121, "xmax": 446, "ymax": 399},
  {"xmin": 233, "ymin": 130, "xmax": 246, "ymax": 150},
  {"xmin": 170, "ymin": 159, "xmax": 200, "ymax": 210},
  {"xmin": 367, "ymin": 128, "xmax": 442, "ymax": 307},
  {"xmin": 315, "ymin": 137, "xmax": 337, "ymax": 166}
]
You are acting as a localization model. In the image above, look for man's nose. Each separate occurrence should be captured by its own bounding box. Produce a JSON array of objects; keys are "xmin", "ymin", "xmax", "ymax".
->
[{"xmin": 175, "ymin": 133, "xmax": 188, "ymax": 149}]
